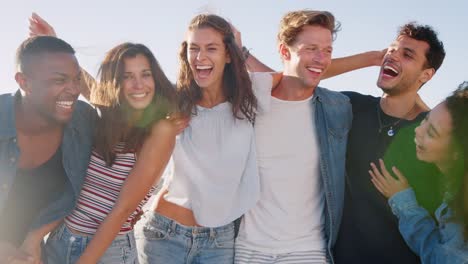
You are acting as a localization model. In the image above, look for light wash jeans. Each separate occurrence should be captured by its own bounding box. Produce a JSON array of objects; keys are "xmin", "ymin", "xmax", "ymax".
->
[
  {"xmin": 135, "ymin": 211, "xmax": 235, "ymax": 264},
  {"xmin": 44, "ymin": 223, "xmax": 138, "ymax": 264}
]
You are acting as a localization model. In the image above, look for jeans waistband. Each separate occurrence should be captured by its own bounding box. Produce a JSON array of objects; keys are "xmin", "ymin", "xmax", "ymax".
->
[
  {"xmin": 145, "ymin": 211, "xmax": 234, "ymax": 238},
  {"xmin": 52, "ymin": 223, "xmax": 136, "ymax": 248}
]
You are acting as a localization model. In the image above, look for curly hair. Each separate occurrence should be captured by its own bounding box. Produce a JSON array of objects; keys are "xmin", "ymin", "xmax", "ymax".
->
[
  {"xmin": 176, "ymin": 14, "xmax": 257, "ymax": 123},
  {"xmin": 277, "ymin": 10, "xmax": 340, "ymax": 46},
  {"xmin": 398, "ymin": 23, "xmax": 445, "ymax": 71}
]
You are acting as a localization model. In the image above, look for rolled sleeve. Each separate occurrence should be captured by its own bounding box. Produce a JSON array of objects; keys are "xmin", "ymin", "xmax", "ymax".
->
[{"xmin": 388, "ymin": 188, "xmax": 418, "ymax": 217}]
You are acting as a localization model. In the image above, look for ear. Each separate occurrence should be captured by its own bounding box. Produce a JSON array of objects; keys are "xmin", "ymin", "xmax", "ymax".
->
[
  {"xmin": 278, "ymin": 43, "xmax": 291, "ymax": 61},
  {"xmin": 419, "ymin": 67, "xmax": 435, "ymax": 85},
  {"xmin": 15, "ymin": 72, "xmax": 31, "ymax": 94}
]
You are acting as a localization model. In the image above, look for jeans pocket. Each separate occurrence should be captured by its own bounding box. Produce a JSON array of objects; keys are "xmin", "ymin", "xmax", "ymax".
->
[
  {"xmin": 213, "ymin": 233, "xmax": 235, "ymax": 249},
  {"xmin": 141, "ymin": 225, "xmax": 169, "ymax": 241}
]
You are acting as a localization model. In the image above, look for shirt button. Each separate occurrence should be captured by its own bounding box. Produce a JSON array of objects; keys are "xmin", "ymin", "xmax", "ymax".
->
[
  {"xmin": 9, "ymin": 157, "xmax": 16, "ymax": 163},
  {"xmin": 12, "ymin": 138, "xmax": 17, "ymax": 143}
]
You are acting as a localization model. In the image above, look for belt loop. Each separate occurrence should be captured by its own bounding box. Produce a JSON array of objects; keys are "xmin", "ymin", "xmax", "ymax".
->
[
  {"xmin": 128, "ymin": 232, "xmax": 135, "ymax": 249},
  {"xmin": 171, "ymin": 219, "xmax": 177, "ymax": 234},
  {"xmin": 210, "ymin": 228, "xmax": 215, "ymax": 239},
  {"xmin": 55, "ymin": 222, "xmax": 66, "ymax": 240}
]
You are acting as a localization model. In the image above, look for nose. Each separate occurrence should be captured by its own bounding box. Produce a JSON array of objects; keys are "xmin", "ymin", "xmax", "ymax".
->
[
  {"xmin": 68, "ymin": 77, "xmax": 81, "ymax": 96},
  {"xmin": 414, "ymin": 120, "xmax": 425, "ymax": 140},
  {"xmin": 386, "ymin": 48, "xmax": 400, "ymax": 62},
  {"xmin": 313, "ymin": 50, "xmax": 329, "ymax": 64},
  {"xmin": 132, "ymin": 77, "xmax": 144, "ymax": 90},
  {"xmin": 196, "ymin": 50, "xmax": 206, "ymax": 61}
]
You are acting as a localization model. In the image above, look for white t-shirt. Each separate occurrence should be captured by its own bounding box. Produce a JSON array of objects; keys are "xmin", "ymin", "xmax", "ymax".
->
[
  {"xmin": 236, "ymin": 72, "xmax": 326, "ymax": 254},
  {"xmin": 163, "ymin": 101, "xmax": 260, "ymax": 227}
]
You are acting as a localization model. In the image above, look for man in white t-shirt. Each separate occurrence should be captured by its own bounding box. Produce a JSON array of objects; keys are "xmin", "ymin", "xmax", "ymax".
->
[{"xmin": 234, "ymin": 10, "xmax": 352, "ymax": 264}]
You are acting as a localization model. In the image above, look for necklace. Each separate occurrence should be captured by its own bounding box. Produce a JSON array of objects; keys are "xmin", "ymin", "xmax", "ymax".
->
[{"xmin": 376, "ymin": 103, "xmax": 416, "ymax": 137}]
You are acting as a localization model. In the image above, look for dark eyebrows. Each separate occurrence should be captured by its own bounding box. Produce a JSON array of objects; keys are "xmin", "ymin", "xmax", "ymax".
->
[
  {"xmin": 189, "ymin": 42, "xmax": 221, "ymax": 48},
  {"xmin": 403, "ymin": 47, "xmax": 416, "ymax": 55}
]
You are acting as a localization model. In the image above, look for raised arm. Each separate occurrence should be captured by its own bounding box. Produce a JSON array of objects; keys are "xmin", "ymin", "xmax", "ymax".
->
[
  {"xmin": 76, "ymin": 119, "xmax": 176, "ymax": 264},
  {"xmin": 29, "ymin": 12, "xmax": 95, "ymax": 101},
  {"xmin": 323, "ymin": 50, "xmax": 385, "ymax": 79}
]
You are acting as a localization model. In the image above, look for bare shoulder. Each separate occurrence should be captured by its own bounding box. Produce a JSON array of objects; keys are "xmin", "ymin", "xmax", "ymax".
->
[{"xmin": 150, "ymin": 119, "xmax": 176, "ymax": 137}]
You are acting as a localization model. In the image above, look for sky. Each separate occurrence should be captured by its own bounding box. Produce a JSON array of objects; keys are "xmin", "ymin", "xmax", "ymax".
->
[{"xmin": 1, "ymin": 0, "xmax": 467, "ymax": 107}]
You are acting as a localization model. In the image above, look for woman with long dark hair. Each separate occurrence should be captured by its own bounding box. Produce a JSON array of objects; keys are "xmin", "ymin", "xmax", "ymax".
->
[
  {"xmin": 27, "ymin": 15, "xmax": 179, "ymax": 263},
  {"xmin": 370, "ymin": 82, "xmax": 468, "ymax": 263},
  {"xmin": 134, "ymin": 14, "xmax": 260, "ymax": 264}
]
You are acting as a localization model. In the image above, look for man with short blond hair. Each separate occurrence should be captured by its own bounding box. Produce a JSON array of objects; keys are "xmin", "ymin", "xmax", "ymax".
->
[{"xmin": 235, "ymin": 10, "xmax": 350, "ymax": 263}]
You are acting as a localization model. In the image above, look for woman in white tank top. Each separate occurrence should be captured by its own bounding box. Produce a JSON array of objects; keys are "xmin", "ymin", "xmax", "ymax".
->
[{"xmin": 134, "ymin": 14, "xmax": 260, "ymax": 264}]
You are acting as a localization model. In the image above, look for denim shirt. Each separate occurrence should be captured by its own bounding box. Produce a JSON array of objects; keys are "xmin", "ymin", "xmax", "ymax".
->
[
  {"xmin": 389, "ymin": 188, "xmax": 468, "ymax": 264},
  {"xmin": 0, "ymin": 92, "xmax": 95, "ymax": 231},
  {"xmin": 313, "ymin": 87, "xmax": 352, "ymax": 263}
]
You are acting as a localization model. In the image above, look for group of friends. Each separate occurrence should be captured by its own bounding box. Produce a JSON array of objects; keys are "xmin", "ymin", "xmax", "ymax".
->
[{"xmin": 0, "ymin": 8, "xmax": 467, "ymax": 264}]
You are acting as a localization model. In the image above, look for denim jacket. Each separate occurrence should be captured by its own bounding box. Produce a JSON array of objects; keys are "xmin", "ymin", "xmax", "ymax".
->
[
  {"xmin": 313, "ymin": 87, "xmax": 352, "ymax": 263},
  {"xmin": 0, "ymin": 92, "xmax": 95, "ymax": 231},
  {"xmin": 389, "ymin": 188, "xmax": 468, "ymax": 264}
]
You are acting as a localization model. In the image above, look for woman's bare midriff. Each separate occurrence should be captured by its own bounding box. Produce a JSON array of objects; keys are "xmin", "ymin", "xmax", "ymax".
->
[{"xmin": 152, "ymin": 190, "xmax": 201, "ymax": 227}]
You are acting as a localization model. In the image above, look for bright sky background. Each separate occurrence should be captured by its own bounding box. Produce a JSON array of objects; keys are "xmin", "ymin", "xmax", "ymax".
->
[{"xmin": 1, "ymin": 0, "xmax": 467, "ymax": 107}]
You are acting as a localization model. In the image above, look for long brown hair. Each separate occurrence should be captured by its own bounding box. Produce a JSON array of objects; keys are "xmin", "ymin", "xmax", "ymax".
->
[
  {"xmin": 91, "ymin": 43, "xmax": 175, "ymax": 165},
  {"xmin": 444, "ymin": 81, "xmax": 468, "ymax": 240},
  {"xmin": 177, "ymin": 14, "xmax": 256, "ymax": 123}
]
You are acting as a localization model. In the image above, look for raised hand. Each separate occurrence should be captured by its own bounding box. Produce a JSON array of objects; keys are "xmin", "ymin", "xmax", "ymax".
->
[
  {"xmin": 369, "ymin": 159, "xmax": 410, "ymax": 199},
  {"xmin": 28, "ymin": 12, "xmax": 56, "ymax": 37}
]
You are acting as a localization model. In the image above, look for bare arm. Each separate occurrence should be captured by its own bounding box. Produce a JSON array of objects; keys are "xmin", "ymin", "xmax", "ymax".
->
[
  {"xmin": 29, "ymin": 12, "xmax": 95, "ymax": 101},
  {"xmin": 21, "ymin": 220, "xmax": 62, "ymax": 263},
  {"xmin": 324, "ymin": 50, "xmax": 385, "ymax": 79},
  {"xmin": 76, "ymin": 120, "xmax": 176, "ymax": 264},
  {"xmin": 0, "ymin": 241, "xmax": 35, "ymax": 264}
]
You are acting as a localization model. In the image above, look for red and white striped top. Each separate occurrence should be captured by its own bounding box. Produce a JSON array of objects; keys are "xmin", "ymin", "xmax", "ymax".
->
[{"xmin": 64, "ymin": 143, "xmax": 155, "ymax": 235}]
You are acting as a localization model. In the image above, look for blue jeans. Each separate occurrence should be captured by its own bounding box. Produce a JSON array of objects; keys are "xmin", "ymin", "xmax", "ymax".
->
[
  {"xmin": 135, "ymin": 211, "xmax": 235, "ymax": 264},
  {"xmin": 44, "ymin": 223, "xmax": 138, "ymax": 264}
]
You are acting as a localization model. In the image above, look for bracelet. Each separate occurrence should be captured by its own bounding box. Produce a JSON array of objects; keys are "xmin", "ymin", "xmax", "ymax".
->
[{"xmin": 242, "ymin": 46, "xmax": 250, "ymax": 60}]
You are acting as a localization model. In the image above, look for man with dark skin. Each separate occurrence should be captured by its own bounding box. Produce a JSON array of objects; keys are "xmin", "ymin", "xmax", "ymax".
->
[{"xmin": 0, "ymin": 36, "xmax": 95, "ymax": 263}]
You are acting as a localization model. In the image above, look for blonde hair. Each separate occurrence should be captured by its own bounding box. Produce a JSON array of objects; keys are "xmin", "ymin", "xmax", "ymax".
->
[{"xmin": 277, "ymin": 10, "xmax": 340, "ymax": 46}]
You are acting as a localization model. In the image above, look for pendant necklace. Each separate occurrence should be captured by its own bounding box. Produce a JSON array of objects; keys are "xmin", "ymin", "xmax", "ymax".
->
[{"xmin": 376, "ymin": 103, "xmax": 415, "ymax": 137}]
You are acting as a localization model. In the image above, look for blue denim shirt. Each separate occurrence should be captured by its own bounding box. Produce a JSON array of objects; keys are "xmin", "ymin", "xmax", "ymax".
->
[
  {"xmin": 313, "ymin": 87, "xmax": 352, "ymax": 263},
  {"xmin": 0, "ymin": 92, "xmax": 95, "ymax": 231},
  {"xmin": 389, "ymin": 188, "xmax": 468, "ymax": 264}
]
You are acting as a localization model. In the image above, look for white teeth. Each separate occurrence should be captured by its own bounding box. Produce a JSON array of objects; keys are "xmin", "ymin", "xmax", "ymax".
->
[
  {"xmin": 196, "ymin": 65, "xmax": 213, "ymax": 70},
  {"xmin": 131, "ymin": 93, "xmax": 146, "ymax": 98},
  {"xmin": 57, "ymin": 101, "xmax": 73, "ymax": 108},
  {"xmin": 307, "ymin": 67, "xmax": 322, "ymax": 73},
  {"xmin": 384, "ymin": 65, "xmax": 399, "ymax": 75}
]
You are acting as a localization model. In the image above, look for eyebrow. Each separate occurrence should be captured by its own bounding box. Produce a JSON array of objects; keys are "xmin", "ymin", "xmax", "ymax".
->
[
  {"xmin": 403, "ymin": 47, "xmax": 416, "ymax": 55},
  {"xmin": 51, "ymin": 72, "xmax": 69, "ymax": 77},
  {"xmin": 189, "ymin": 42, "xmax": 222, "ymax": 47}
]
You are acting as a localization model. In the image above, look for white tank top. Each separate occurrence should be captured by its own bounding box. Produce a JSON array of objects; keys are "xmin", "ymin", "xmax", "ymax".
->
[{"xmin": 163, "ymin": 101, "xmax": 260, "ymax": 227}]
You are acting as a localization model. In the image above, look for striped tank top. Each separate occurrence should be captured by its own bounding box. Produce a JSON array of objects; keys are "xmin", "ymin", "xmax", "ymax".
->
[{"xmin": 65, "ymin": 143, "xmax": 155, "ymax": 235}]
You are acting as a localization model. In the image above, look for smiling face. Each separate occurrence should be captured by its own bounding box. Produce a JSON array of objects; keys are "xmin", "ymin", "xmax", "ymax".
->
[
  {"xmin": 19, "ymin": 52, "xmax": 81, "ymax": 124},
  {"xmin": 414, "ymin": 102, "xmax": 455, "ymax": 168},
  {"xmin": 186, "ymin": 27, "xmax": 231, "ymax": 91},
  {"xmin": 121, "ymin": 54, "xmax": 155, "ymax": 113},
  {"xmin": 281, "ymin": 25, "xmax": 332, "ymax": 90},
  {"xmin": 377, "ymin": 35, "xmax": 434, "ymax": 95}
]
